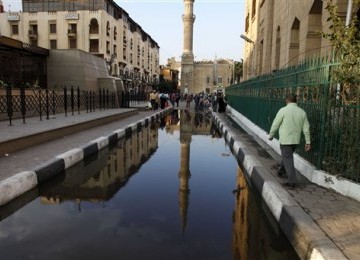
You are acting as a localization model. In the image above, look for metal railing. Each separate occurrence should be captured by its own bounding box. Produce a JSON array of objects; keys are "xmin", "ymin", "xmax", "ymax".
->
[
  {"xmin": 0, "ymin": 86, "xmax": 117, "ymax": 125},
  {"xmin": 226, "ymin": 56, "xmax": 360, "ymax": 183}
]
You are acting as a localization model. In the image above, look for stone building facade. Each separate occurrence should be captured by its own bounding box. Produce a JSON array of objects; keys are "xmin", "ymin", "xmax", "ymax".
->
[
  {"xmin": 242, "ymin": 0, "xmax": 359, "ymax": 80},
  {"xmin": 0, "ymin": 0, "xmax": 160, "ymax": 91}
]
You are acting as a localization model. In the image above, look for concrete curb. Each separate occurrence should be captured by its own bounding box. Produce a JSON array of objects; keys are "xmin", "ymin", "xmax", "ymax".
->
[
  {"xmin": 0, "ymin": 108, "xmax": 172, "ymax": 206},
  {"xmin": 212, "ymin": 113, "xmax": 346, "ymax": 260}
]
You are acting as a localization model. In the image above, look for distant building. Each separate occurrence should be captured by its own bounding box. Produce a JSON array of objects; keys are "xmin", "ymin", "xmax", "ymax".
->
[
  {"xmin": 160, "ymin": 58, "xmax": 180, "ymax": 90},
  {"xmin": 0, "ymin": 0, "xmax": 160, "ymax": 91},
  {"xmin": 180, "ymin": 0, "xmax": 234, "ymax": 94},
  {"xmin": 241, "ymin": 0, "xmax": 360, "ymax": 80}
]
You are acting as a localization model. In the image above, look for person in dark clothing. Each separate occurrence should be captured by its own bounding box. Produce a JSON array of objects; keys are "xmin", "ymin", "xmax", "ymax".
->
[
  {"xmin": 217, "ymin": 93, "xmax": 227, "ymax": 113},
  {"xmin": 160, "ymin": 93, "xmax": 167, "ymax": 109},
  {"xmin": 175, "ymin": 93, "xmax": 180, "ymax": 107}
]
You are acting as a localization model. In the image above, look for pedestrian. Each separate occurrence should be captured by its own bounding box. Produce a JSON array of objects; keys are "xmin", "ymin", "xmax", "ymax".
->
[
  {"xmin": 149, "ymin": 90, "xmax": 157, "ymax": 110},
  {"xmin": 186, "ymin": 93, "xmax": 192, "ymax": 108},
  {"xmin": 160, "ymin": 93, "xmax": 167, "ymax": 109},
  {"xmin": 217, "ymin": 93, "xmax": 227, "ymax": 113},
  {"xmin": 175, "ymin": 92, "xmax": 180, "ymax": 107},
  {"xmin": 170, "ymin": 92, "xmax": 176, "ymax": 107},
  {"xmin": 268, "ymin": 93, "xmax": 311, "ymax": 189},
  {"xmin": 154, "ymin": 91, "xmax": 160, "ymax": 110},
  {"xmin": 211, "ymin": 93, "xmax": 218, "ymax": 111}
]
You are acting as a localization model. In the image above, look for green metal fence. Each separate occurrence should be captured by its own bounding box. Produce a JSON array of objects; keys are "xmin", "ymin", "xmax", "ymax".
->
[{"xmin": 226, "ymin": 57, "xmax": 360, "ymax": 183}]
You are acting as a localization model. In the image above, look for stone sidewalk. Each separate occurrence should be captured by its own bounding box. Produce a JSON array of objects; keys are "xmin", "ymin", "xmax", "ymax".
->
[{"xmin": 214, "ymin": 112, "xmax": 360, "ymax": 260}]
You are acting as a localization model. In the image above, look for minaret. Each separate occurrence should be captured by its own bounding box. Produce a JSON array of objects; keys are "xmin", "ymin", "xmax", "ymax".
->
[{"xmin": 181, "ymin": 0, "xmax": 195, "ymax": 94}]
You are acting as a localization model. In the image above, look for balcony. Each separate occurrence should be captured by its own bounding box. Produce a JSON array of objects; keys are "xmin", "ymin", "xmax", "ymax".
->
[
  {"xmin": 67, "ymin": 29, "xmax": 77, "ymax": 38},
  {"xmin": 28, "ymin": 30, "xmax": 38, "ymax": 40}
]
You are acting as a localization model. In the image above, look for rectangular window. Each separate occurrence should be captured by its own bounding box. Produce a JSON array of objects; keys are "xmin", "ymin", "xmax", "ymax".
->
[
  {"xmin": 106, "ymin": 41, "xmax": 110, "ymax": 54},
  {"xmin": 89, "ymin": 39, "xmax": 99, "ymax": 53},
  {"xmin": 11, "ymin": 24, "xmax": 19, "ymax": 35},
  {"xmin": 69, "ymin": 23, "xmax": 77, "ymax": 33},
  {"xmin": 49, "ymin": 23, "xmax": 56, "ymax": 34},
  {"xmin": 50, "ymin": 39, "xmax": 57, "ymax": 49},
  {"xmin": 206, "ymin": 76, "xmax": 210, "ymax": 84},
  {"xmin": 218, "ymin": 77, "xmax": 223, "ymax": 84}
]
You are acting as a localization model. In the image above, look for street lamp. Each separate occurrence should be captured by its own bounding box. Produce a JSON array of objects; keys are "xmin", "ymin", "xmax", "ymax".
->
[
  {"xmin": 240, "ymin": 34, "xmax": 254, "ymax": 44},
  {"xmin": 240, "ymin": 34, "xmax": 255, "ymax": 78}
]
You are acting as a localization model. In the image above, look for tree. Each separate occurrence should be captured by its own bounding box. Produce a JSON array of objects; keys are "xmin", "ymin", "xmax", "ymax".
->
[
  {"xmin": 321, "ymin": 0, "xmax": 360, "ymax": 104},
  {"xmin": 234, "ymin": 60, "xmax": 243, "ymax": 84}
]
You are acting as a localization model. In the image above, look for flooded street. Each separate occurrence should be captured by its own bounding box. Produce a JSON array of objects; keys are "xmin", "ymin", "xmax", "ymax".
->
[{"xmin": 0, "ymin": 110, "xmax": 298, "ymax": 259}]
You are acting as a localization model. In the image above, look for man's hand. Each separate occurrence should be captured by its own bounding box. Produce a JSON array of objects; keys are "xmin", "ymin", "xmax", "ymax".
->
[{"xmin": 305, "ymin": 144, "xmax": 311, "ymax": 152}]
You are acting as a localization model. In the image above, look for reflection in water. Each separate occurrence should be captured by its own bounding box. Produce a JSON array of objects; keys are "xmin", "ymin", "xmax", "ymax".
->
[
  {"xmin": 40, "ymin": 120, "xmax": 160, "ymax": 205},
  {"xmin": 0, "ymin": 110, "xmax": 298, "ymax": 259},
  {"xmin": 232, "ymin": 168, "xmax": 299, "ymax": 260}
]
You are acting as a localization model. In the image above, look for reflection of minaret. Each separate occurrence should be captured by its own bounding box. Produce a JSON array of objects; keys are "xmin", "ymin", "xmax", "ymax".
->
[
  {"xmin": 232, "ymin": 167, "xmax": 249, "ymax": 259},
  {"xmin": 181, "ymin": 0, "xmax": 195, "ymax": 93},
  {"xmin": 178, "ymin": 110, "xmax": 192, "ymax": 234}
]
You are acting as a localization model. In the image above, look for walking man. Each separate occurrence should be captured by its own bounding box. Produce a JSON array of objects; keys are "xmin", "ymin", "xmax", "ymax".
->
[{"xmin": 268, "ymin": 94, "xmax": 311, "ymax": 188}]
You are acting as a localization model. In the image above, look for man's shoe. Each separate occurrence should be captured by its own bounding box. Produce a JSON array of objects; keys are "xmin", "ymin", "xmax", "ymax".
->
[
  {"xmin": 283, "ymin": 182, "xmax": 296, "ymax": 189},
  {"xmin": 277, "ymin": 170, "xmax": 287, "ymax": 178}
]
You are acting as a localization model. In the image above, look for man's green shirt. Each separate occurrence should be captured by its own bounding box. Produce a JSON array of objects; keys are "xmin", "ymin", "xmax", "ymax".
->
[{"xmin": 269, "ymin": 103, "xmax": 311, "ymax": 145}]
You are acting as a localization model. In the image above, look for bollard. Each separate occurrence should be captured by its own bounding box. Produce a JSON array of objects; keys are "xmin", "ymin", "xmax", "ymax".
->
[
  {"xmin": 106, "ymin": 89, "xmax": 109, "ymax": 109},
  {"xmin": 77, "ymin": 86, "xmax": 80, "ymax": 114},
  {"xmin": 71, "ymin": 86, "xmax": 74, "ymax": 116},
  {"xmin": 6, "ymin": 84, "xmax": 13, "ymax": 126},
  {"xmin": 45, "ymin": 89, "xmax": 50, "ymax": 120},
  {"xmin": 103, "ymin": 88, "xmax": 106, "ymax": 110},
  {"xmin": 51, "ymin": 90, "xmax": 56, "ymax": 116},
  {"xmin": 20, "ymin": 85, "xmax": 26, "ymax": 124},
  {"xmin": 63, "ymin": 86, "xmax": 68, "ymax": 116},
  {"xmin": 38, "ymin": 89, "xmax": 42, "ymax": 121},
  {"xmin": 85, "ymin": 91, "xmax": 89, "ymax": 113},
  {"xmin": 99, "ymin": 88, "xmax": 102, "ymax": 110}
]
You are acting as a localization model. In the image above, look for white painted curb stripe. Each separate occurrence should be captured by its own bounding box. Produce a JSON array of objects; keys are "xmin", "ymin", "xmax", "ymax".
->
[
  {"xmin": 91, "ymin": 136, "xmax": 109, "ymax": 150},
  {"xmin": 113, "ymin": 129, "xmax": 125, "ymax": 139},
  {"xmin": 56, "ymin": 148, "xmax": 84, "ymax": 169},
  {"xmin": 0, "ymin": 171, "xmax": 38, "ymax": 206}
]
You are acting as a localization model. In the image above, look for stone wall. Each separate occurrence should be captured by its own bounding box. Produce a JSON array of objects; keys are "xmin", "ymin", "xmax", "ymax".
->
[{"xmin": 47, "ymin": 49, "xmax": 109, "ymax": 91}]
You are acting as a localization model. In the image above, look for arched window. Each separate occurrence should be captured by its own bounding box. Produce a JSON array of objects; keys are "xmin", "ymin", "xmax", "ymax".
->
[
  {"xmin": 106, "ymin": 21, "xmax": 110, "ymax": 36},
  {"xmin": 289, "ymin": 18, "xmax": 300, "ymax": 66},
  {"xmin": 89, "ymin": 18, "xmax": 99, "ymax": 34},
  {"xmin": 306, "ymin": 0, "xmax": 322, "ymax": 58}
]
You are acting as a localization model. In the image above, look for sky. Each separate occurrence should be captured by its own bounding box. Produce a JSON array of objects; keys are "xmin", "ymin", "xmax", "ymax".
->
[{"xmin": 2, "ymin": 0, "xmax": 246, "ymax": 65}]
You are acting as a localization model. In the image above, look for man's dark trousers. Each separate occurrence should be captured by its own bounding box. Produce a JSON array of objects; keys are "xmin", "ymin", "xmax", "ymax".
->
[{"xmin": 280, "ymin": 144, "xmax": 297, "ymax": 184}]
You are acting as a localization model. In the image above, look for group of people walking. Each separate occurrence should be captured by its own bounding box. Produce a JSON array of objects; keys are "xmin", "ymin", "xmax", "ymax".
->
[
  {"xmin": 149, "ymin": 90, "xmax": 180, "ymax": 110},
  {"xmin": 148, "ymin": 90, "xmax": 227, "ymax": 113}
]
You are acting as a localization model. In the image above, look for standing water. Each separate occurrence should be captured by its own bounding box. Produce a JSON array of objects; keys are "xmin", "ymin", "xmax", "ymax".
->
[{"xmin": 0, "ymin": 110, "xmax": 298, "ymax": 259}]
